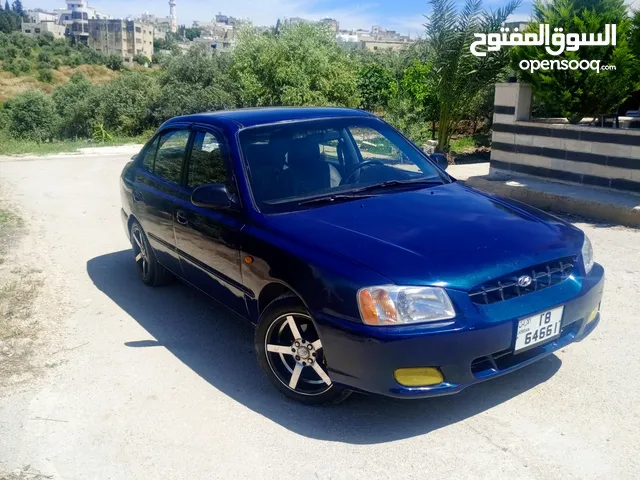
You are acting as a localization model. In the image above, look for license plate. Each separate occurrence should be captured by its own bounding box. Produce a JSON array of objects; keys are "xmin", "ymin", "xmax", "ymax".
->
[{"xmin": 515, "ymin": 306, "xmax": 564, "ymax": 352}]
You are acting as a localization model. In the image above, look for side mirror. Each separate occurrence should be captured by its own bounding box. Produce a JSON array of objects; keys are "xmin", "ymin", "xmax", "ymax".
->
[
  {"xmin": 191, "ymin": 184, "xmax": 235, "ymax": 209},
  {"xmin": 430, "ymin": 153, "xmax": 449, "ymax": 171}
]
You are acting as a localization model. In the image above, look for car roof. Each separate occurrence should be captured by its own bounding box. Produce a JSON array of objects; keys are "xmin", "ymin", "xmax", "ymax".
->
[{"xmin": 163, "ymin": 107, "xmax": 375, "ymax": 130}]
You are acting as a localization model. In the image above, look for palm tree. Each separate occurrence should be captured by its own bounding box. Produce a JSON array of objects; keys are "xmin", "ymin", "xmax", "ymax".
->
[{"xmin": 425, "ymin": 0, "xmax": 521, "ymax": 151}]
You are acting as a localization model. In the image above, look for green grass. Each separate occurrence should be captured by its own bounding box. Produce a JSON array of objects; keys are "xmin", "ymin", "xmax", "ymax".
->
[
  {"xmin": 0, "ymin": 133, "xmax": 149, "ymax": 156},
  {"xmin": 449, "ymin": 133, "xmax": 491, "ymax": 155},
  {"xmin": 0, "ymin": 208, "xmax": 21, "ymax": 227}
]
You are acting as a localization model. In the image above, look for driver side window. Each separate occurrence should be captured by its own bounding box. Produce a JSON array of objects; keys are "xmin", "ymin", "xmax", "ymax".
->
[
  {"xmin": 187, "ymin": 131, "xmax": 231, "ymax": 190},
  {"xmin": 349, "ymin": 127, "xmax": 416, "ymax": 173}
]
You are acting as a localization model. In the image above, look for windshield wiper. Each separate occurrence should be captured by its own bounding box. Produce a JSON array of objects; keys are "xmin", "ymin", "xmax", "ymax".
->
[
  {"xmin": 298, "ymin": 193, "xmax": 376, "ymax": 206},
  {"xmin": 348, "ymin": 177, "xmax": 445, "ymax": 194}
]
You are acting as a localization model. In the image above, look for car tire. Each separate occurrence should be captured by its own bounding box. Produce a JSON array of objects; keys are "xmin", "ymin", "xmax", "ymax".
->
[
  {"xmin": 255, "ymin": 294, "xmax": 351, "ymax": 405},
  {"xmin": 130, "ymin": 220, "xmax": 173, "ymax": 287}
]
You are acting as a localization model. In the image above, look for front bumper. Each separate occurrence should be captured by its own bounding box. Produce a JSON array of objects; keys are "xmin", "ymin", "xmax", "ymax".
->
[{"xmin": 314, "ymin": 263, "xmax": 604, "ymax": 399}]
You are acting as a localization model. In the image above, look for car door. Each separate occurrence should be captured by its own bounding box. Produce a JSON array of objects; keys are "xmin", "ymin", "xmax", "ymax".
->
[
  {"xmin": 132, "ymin": 127, "xmax": 191, "ymax": 275},
  {"xmin": 173, "ymin": 127, "xmax": 248, "ymax": 317}
]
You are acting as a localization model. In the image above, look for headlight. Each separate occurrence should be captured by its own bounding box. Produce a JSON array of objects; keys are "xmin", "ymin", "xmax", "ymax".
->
[
  {"xmin": 582, "ymin": 235, "xmax": 594, "ymax": 274},
  {"xmin": 357, "ymin": 286, "xmax": 455, "ymax": 326}
]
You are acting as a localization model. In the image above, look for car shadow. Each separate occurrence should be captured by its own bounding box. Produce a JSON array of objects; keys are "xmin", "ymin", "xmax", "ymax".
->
[{"xmin": 87, "ymin": 250, "xmax": 562, "ymax": 445}]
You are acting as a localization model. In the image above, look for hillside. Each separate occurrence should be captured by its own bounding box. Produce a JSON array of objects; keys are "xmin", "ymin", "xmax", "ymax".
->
[{"xmin": 0, "ymin": 64, "xmax": 120, "ymax": 101}]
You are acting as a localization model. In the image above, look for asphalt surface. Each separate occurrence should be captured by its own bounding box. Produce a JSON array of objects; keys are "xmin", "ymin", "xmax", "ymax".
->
[{"xmin": 0, "ymin": 154, "xmax": 639, "ymax": 479}]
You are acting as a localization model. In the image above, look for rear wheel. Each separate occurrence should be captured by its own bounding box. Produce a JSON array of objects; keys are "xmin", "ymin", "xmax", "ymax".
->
[
  {"xmin": 255, "ymin": 295, "xmax": 351, "ymax": 405},
  {"xmin": 130, "ymin": 221, "xmax": 172, "ymax": 287}
]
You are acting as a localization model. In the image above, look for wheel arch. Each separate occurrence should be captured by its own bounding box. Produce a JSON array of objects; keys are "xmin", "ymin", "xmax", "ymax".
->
[{"xmin": 258, "ymin": 282, "xmax": 309, "ymax": 317}]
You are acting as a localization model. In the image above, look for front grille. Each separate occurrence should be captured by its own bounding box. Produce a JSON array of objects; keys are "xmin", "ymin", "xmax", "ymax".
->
[
  {"xmin": 470, "ymin": 322, "xmax": 580, "ymax": 377},
  {"xmin": 469, "ymin": 256, "xmax": 576, "ymax": 305}
]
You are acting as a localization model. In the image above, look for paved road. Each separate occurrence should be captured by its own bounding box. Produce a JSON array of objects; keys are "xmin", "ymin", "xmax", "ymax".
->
[{"xmin": 1, "ymin": 154, "xmax": 638, "ymax": 479}]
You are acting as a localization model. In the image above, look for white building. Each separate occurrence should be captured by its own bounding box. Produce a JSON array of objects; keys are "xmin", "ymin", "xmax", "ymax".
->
[
  {"xmin": 21, "ymin": 11, "xmax": 66, "ymax": 39},
  {"xmin": 56, "ymin": 0, "xmax": 111, "ymax": 43}
]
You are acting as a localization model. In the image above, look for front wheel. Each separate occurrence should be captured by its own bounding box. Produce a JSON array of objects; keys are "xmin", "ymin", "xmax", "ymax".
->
[
  {"xmin": 130, "ymin": 220, "xmax": 173, "ymax": 287},
  {"xmin": 255, "ymin": 295, "xmax": 351, "ymax": 405}
]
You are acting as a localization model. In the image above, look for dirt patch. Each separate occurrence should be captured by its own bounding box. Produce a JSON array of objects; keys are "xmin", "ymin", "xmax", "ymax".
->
[
  {"xmin": 0, "ymin": 465, "xmax": 53, "ymax": 479},
  {"xmin": 0, "ymin": 199, "xmax": 46, "ymax": 388},
  {"xmin": 0, "ymin": 65, "xmax": 119, "ymax": 101}
]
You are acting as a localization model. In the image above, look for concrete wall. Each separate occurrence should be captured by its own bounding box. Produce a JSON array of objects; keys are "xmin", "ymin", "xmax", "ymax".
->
[{"xmin": 490, "ymin": 83, "xmax": 640, "ymax": 193}]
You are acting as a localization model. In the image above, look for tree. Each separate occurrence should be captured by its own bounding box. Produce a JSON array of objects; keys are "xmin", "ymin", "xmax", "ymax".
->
[
  {"xmin": 93, "ymin": 71, "xmax": 160, "ymax": 136},
  {"xmin": 133, "ymin": 54, "xmax": 151, "ymax": 66},
  {"xmin": 4, "ymin": 1, "xmax": 9, "ymax": 12},
  {"xmin": 5, "ymin": 89, "xmax": 59, "ymax": 142},
  {"xmin": 425, "ymin": 0, "xmax": 520, "ymax": 150},
  {"xmin": 154, "ymin": 44, "xmax": 236, "ymax": 120},
  {"xmin": 630, "ymin": 9, "xmax": 640, "ymax": 68},
  {"xmin": 105, "ymin": 54, "xmax": 123, "ymax": 71},
  {"xmin": 184, "ymin": 27, "xmax": 201, "ymax": 41},
  {"xmin": 231, "ymin": 23, "xmax": 360, "ymax": 108},
  {"xmin": 51, "ymin": 72, "xmax": 94, "ymax": 138},
  {"xmin": 513, "ymin": 0, "xmax": 639, "ymax": 123},
  {"xmin": 390, "ymin": 60, "xmax": 440, "ymax": 141},
  {"xmin": 0, "ymin": 9, "xmax": 20, "ymax": 32},
  {"xmin": 11, "ymin": 0, "xmax": 23, "ymax": 16},
  {"xmin": 356, "ymin": 62, "xmax": 394, "ymax": 112}
]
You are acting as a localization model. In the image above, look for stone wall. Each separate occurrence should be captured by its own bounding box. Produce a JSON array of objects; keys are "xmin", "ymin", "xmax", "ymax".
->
[{"xmin": 490, "ymin": 83, "xmax": 640, "ymax": 193}]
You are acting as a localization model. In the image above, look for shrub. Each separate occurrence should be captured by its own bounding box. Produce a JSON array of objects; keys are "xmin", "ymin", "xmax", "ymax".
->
[
  {"xmin": 52, "ymin": 72, "xmax": 94, "ymax": 138},
  {"xmin": 133, "ymin": 54, "xmax": 150, "ymax": 66},
  {"xmin": 5, "ymin": 90, "xmax": 59, "ymax": 142},
  {"xmin": 3, "ymin": 56, "xmax": 30, "ymax": 75},
  {"xmin": 105, "ymin": 54, "xmax": 123, "ymax": 71},
  {"xmin": 232, "ymin": 23, "xmax": 360, "ymax": 107},
  {"xmin": 93, "ymin": 71, "xmax": 159, "ymax": 135},
  {"xmin": 37, "ymin": 68, "xmax": 54, "ymax": 83}
]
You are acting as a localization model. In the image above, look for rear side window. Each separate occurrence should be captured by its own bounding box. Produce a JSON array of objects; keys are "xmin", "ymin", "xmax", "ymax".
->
[
  {"xmin": 187, "ymin": 131, "xmax": 229, "ymax": 189},
  {"xmin": 154, "ymin": 129, "xmax": 190, "ymax": 184},
  {"xmin": 139, "ymin": 137, "xmax": 159, "ymax": 172}
]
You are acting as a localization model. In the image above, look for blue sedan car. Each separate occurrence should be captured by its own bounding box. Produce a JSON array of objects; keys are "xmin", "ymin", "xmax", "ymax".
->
[{"xmin": 120, "ymin": 107, "xmax": 604, "ymax": 405}]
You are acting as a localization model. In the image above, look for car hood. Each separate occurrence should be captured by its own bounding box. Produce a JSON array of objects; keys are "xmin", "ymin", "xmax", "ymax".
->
[{"xmin": 263, "ymin": 183, "xmax": 584, "ymax": 291}]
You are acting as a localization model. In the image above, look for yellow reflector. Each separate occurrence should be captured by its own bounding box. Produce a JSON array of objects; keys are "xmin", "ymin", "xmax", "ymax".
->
[
  {"xmin": 394, "ymin": 367, "xmax": 443, "ymax": 387},
  {"xmin": 587, "ymin": 306, "xmax": 599, "ymax": 324}
]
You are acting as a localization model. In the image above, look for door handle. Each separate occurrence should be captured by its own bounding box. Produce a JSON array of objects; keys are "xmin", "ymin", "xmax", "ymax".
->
[
  {"xmin": 133, "ymin": 190, "xmax": 143, "ymax": 202},
  {"xmin": 176, "ymin": 211, "xmax": 188, "ymax": 225}
]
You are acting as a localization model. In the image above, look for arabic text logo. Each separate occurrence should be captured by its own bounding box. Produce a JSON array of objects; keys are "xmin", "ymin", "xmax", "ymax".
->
[{"xmin": 470, "ymin": 24, "xmax": 617, "ymax": 57}]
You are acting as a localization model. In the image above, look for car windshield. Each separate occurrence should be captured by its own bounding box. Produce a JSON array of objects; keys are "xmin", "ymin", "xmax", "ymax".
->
[{"xmin": 239, "ymin": 117, "xmax": 450, "ymax": 213}]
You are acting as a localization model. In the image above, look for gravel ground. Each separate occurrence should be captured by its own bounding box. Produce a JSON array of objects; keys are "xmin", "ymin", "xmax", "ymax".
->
[{"xmin": 0, "ymin": 154, "xmax": 638, "ymax": 480}]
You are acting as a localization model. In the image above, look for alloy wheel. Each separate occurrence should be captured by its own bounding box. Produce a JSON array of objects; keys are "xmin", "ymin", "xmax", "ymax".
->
[
  {"xmin": 264, "ymin": 313, "xmax": 332, "ymax": 395},
  {"xmin": 131, "ymin": 225, "xmax": 149, "ymax": 279}
]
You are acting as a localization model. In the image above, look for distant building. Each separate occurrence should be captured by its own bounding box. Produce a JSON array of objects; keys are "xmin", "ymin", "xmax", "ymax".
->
[
  {"xmin": 320, "ymin": 18, "xmax": 339, "ymax": 34},
  {"xmin": 504, "ymin": 21, "xmax": 528, "ymax": 31},
  {"xmin": 57, "ymin": 0, "xmax": 111, "ymax": 43},
  {"xmin": 337, "ymin": 25, "xmax": 414, "ymax": 51},
  {"xmin": 87, "ymin": 19, "xmax": 154, "ymax": 63},
  {"xmin": 22, "ymin": 10, "xmax": 66, "ymax": 39},
  {"xmin": 139, "ymin": 12, "xmax": 173, "ymax": 40}
]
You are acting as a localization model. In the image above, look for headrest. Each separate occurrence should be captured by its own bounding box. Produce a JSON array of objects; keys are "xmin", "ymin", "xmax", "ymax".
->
[{"xmin": 287, "ymin": 137, "xmax": 320, "ymax": 170}]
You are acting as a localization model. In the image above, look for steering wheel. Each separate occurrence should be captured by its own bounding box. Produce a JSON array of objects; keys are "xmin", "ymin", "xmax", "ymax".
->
[{"xmin": 341, "ymin": 159, "xmax": 386, "ymax": 185}]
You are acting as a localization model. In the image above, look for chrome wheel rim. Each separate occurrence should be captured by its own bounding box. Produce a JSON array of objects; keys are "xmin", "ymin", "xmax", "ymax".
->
[
  {"xmin": 131, "ymin": 225, "xmax": 149, "ymax": 279},
  {"xmin": 265, "ymin": 313, "xmax": 332, "ymax": 396}
]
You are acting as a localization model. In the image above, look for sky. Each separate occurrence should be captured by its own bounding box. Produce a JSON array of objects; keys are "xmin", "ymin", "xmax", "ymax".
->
[
  {"xmin": 24, "ymin": 0, "xmax": 536, "ymax": 35},
  {"xmin": 22, "ymin": 0, "xmax": 640, "ymax": 35}
]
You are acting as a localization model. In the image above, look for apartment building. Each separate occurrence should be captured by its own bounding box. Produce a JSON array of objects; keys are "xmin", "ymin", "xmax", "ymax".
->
[
  {"xmin": 22, "ymin": 10, "xmax": 66, "ymax": 39},
  {"xmin": 87, "ymin": 19, "xmax": 154, "ymax": 64},
  {"xmin": 57, "ymin": 0, "xmax": 111, "ymax": 43}
]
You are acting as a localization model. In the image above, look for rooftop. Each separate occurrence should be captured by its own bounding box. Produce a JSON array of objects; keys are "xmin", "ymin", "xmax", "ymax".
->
[{"xmin": 169, "ymin": 107, "xmax": 374, "ymax": 128}]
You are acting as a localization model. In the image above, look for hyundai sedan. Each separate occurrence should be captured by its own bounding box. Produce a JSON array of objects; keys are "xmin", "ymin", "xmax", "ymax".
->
[{"xmin": 120, "ymin": 107, "xmax": 604, "ymax": 405}]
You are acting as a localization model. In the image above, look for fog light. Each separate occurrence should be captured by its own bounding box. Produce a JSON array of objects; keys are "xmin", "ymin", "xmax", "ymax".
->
[
  {"xmin": 394, "ymin": 367, "xmax": 443, "ymax": 387},
  {"xmin": 587, "ymin": 306, "xmax": 599, "ymax": 324}
]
